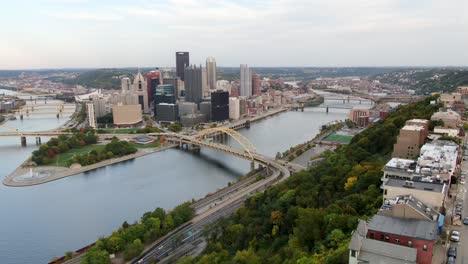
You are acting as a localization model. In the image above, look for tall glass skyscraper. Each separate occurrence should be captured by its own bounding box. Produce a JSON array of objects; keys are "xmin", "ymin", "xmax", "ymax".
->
[
  {"xmin": 176, "ymin": 52, "xmax": 189, "ymax": 81},
  {"xmin": 240, "ymin": 64, "xmax": 252, "ymax": 98}
]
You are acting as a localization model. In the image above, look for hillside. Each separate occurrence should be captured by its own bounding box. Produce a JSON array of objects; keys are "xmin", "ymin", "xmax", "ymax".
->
[
  {"xmin": 178, "ymin": 96, "xmax": 440, "ymax": 264},
  {"xmin": 371, "ymin": 68, "xmax": 468, "ymax": 95},
  {"xmin": 52, "ymin": 69, "xmax": 143, "ymax": 89}
]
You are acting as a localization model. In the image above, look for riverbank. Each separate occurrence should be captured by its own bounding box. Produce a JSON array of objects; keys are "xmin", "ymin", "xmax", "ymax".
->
[{"xmin": 3, "ymin": 143, "xmax": 176, "ymax": 187}]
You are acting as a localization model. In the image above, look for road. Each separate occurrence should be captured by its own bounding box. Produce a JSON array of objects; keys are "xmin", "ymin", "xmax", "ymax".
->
[
  {"xmin": 453, "ymin": 147, "xmax": 468, "ymax": 264},
  {"xmin": 132, "ymin": 156, "xmax": 290, "ymax": 264}
]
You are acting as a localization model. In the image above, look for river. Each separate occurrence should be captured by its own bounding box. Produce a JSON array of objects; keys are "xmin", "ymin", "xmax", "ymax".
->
[{"xmin": 0, "ymin": 89, "xmax": 365, "ymax": 263}]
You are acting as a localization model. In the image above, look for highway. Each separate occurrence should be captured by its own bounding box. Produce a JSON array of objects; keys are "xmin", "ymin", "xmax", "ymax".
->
[{"xmin": 132, "ymin": 150, "xmax": 290, "ymax": 263}]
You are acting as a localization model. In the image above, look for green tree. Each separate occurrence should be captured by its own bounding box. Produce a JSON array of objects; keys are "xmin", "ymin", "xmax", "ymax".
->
[{"xmin": 123, "ymin": 239, "xmax": 144, "ymax": 261}]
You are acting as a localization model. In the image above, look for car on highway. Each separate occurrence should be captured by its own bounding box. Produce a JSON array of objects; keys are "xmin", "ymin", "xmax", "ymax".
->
[
  {"xmin": 464, "ymin": 217, "xmax": 468, "ymax": 225},
  {"xmin": 450, "ymin": 231, "xmax": 461, "ymax": 242},
  {"xmin": 455, "ymin": 209, "xmax": 462, "ymax": 216},
  {"xmin": 447, "ymin": 246, "xmax": 457, "ymax": 258}
]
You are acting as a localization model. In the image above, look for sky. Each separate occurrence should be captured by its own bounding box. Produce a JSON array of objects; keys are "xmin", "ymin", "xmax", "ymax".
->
[{"xmin": 1, "ymin": 0, "xmax": 467, "ymax": 69}]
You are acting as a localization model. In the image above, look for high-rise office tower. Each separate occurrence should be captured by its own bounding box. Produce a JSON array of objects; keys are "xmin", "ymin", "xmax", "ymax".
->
[
  {"xmin": 240, "ymin": 64, "xmax": 252, "ymax": 98},
  {"xmin": 206, "ymin": 56, "xmax": 217, "ymax": 90},
  {"xmin": 176, "ymin": 52, "xmax": 190, "ymax": 81},
  {"xmin": 184, "ymin": 65, "xmax": 203, "ymax": 104},
  {"xmin": 132, "ymin": 71, "xmax": 149, "ymax": 113},
  {"xmin": 147, "ymin": 70, "xmax": 161, "ymax": 106},
  {"xmin": 211, "ymin": 90, "xmax": 229, "ymax": 122},
  {"xmin": 201, "ymin": 67, "xmax": 208, "ymax": 98},
  {"xmin": 252, "ymin": 71, "xmax": 261, "ymax": 96},
  {"xmin": 86, "ymin": 103, "xmax": 97, "ymax": 128},
  {"xmin": 121, "ymin": 77, "xmax": 132, "ymax": 94}
]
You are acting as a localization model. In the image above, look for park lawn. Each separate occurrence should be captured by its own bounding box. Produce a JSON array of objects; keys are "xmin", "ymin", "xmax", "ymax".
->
[
  {"xmin": 49, "ymin": 144, "xmax": 106, "ymax": 167},
  {"xmin": 129, "ymin": 142, "xmax": 161, "ymax": 149},
  {"xmin": 101, "ymin": 128, "xmax": 140, "ymax": 134},
  {"xmin": 322, "ymin": 133, "xmax": 353, "ymax": 144}
]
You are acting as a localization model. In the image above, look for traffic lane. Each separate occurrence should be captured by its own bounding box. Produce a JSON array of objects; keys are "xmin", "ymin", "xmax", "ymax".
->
[{"xmin": 455, "ymin": 159, "xmax": 468, "ymax": 264}]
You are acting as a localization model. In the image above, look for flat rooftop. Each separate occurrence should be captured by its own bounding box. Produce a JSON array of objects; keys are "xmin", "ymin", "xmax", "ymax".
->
[
  {"xmin": 385, "ymin": 178, "xmax": 445, "ymax": 193},
  {"xmin": 368, "ymin": 214, "xmax": 438, "ymax": 241},
  {"xmin": 402, "ymin": 125, "xmax": 424, "ymax": 131}
]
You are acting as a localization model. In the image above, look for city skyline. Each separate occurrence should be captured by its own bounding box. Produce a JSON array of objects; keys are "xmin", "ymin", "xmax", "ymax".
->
[{"xmin": 1, "ymin": 0, "xmax": 468, "ymax": 69}]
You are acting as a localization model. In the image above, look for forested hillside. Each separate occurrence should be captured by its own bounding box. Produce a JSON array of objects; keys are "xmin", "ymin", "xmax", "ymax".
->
[
  {"xmin": 372, "ymin": 68, "xmax": 468, "ymax": 95},
  {"xmin": 53, "ymin": 69, "xmax": 141, "ymax": 89},
  {"xmin": 179, "ymin": 96, "xmax": 440, "ymax": 264}
]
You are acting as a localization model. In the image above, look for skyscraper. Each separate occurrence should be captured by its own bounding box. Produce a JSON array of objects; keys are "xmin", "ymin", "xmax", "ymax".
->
[
  {"xmin": 147, "ymin": 70, "xmax": 161, "ymax": 106},
  {"xmin": 184, "ymin": 65, "xmax": 203, "ymax": 104},
  {"xmin": 211, "ymin": 90, "xmax": 229, "ymax": 122},
  {"xmin": 121, "ymin": 77, "xmax": 132, "ymax": 94},
  {"xmin": 132, "ymin": 71, "xmax": 149, "ymax": 113},
  {"xmin": 240, "ymin": 64, "xmax": 252, "ymax": 98},
  {"xmin": 201, "ymin": 67, "xmax": 208, "ymax": 98},
  {"xmin": 176, "ymin": 52, "xmax": 190, "ymax": 81},
  {"xmin": 206, "ymin": 56, "xmax": 217, "ymax": 90},
  {"xmin": 252, "ymin": 71, "xmax": 261, "ymax": 96}
]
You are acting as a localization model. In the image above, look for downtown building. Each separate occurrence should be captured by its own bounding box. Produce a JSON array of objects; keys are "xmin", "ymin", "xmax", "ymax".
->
[
  {"xmin": 211, "ymin": 90, "xmax": 229, "ymax": 122},
  {"xmin": 147, "ymin": 70, "xmax": 161, "ymax": 106},
  {"xmin": 206, "ymin": 56, "xmax": 217, "ymax": 91},
  {"xmin": 176, "ymin": 52, "xmax": 189, "ymax": 81},
  {"xmin": 184, "ymin": 65, "xmax": 203, "ymax": 104},
  {"xmin": 240, "ymin": 64, "xmax": 252, "ymax": 98},
  {"xmin": 132, "ymin": 71, "xmax": 150, "ymax": 114}
]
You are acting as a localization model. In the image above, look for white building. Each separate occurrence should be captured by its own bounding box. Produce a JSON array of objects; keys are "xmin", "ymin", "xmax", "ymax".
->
[
  {"xmin": 132, "ymin": 72, "xmax": 149, "ymax": 113},
  {"xmin": 206, "ymin": 56, "xmax": 217, "ymax": 91},
  {"xmin": 92, "ymin": 98, "xmax": 107, "ymax": 118},
  {"xmin": 201, "ymin": 67, "xmax": 209, "ymax": 98},
  {"xmin": 121, "ymin": 77, "xmax": 132, "ymax": 94},
  {"xmin": 86, "ymin": 102, "xmax": 97, "ymax": 128},
  {"xmin": 229, "ymin": 97, "xmax": 240, "ymax": 120},
  {"xmin": 240, "ymin": 64, "xmax": 252, "ymax": 98}
]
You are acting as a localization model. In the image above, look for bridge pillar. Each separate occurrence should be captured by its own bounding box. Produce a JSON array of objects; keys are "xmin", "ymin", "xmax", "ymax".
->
[
  {"xmin": 250, "ymin": 161, "xmax": 255, "ymax": 171},
  {"xmin": 359, "ymin": 100, "xmax": 361, "ymax": 104},
  {"xmin": 190, "ymin": 144, "xmax": 200, "ymax": 154},
  {"xmin": 326, "ymin": 106, "xmax": 329, "ymax": 113},
  {"xmin": 20, "ymin": 114, "xmax": 23, "ymax": 120},
  {"xmin": 343, "ymin": 99, "xmax": 345, "ymax": 104},
  {"xmin": 20, "ymin": 136, "xmax": 27, "ymax": 147},
  {"xmin": 56, "ymin": 113, "xmax": 60, "ymax": 119},
  {"xmin": 35, "ymin": 136, "xmax": 41, "ymax": 145},
  {"xmin": 245, "ymin": 120, "xmax": 251, "ymax": 129}
]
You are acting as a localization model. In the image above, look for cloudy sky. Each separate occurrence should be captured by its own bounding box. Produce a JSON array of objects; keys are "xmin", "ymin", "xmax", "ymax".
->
[{"xmin": 1, "ymin": 0, "xmax": 467, "ymax": 69}]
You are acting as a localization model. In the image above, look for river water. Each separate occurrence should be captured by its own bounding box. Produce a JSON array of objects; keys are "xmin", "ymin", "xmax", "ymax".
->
[{"xmin": 0, "ymin": 89, "xmax": 367, "ymax": 263}]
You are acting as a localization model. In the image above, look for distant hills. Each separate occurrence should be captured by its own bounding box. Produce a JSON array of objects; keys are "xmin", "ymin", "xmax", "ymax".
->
[
  {"xmin": 2, "ymin": 67, "xmax": 468, "ymax": 93},
  {"xmin": 371, "ymin": 68, "xmax": 468, "ymax": 95}
]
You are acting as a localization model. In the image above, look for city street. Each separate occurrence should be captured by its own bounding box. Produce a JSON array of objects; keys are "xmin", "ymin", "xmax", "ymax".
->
[{"xmin": 450, "ymin": 142, "xmax": 468, "ymax": 264}]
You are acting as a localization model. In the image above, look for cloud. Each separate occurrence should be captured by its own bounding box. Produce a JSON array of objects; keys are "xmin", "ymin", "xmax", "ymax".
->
[
  {"xmin": 1, "ymin": 0, "xmax": 468, "ymax": 68},
  {"xmin": 49, "ymin": 11, "xmax": 123, "ymax": 21}
]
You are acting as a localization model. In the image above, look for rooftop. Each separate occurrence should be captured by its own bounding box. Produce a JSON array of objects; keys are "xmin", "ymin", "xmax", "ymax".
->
[
  {"xmin": 380, "ymin": 195, "xmax": 439, "ymax": 221},
  {"xmin": 359, "ymin": 238, "xmax": 417, "ymax": 264},
  {"xmin": 402, "ymin": 125, "xmax": 425, "ymax": 131},
  {"xmin": 384, "ymin": 178, "xmax": 446, "ymax": 193},
  {"xmin": 368, "ymin": 214, "xmax": 439, "ymax": 241}
]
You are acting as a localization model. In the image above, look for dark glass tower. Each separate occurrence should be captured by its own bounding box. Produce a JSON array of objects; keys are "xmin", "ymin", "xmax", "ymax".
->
[{"xmin": 176, "ymin": 52, "xmax": 189, "ymax": 81}]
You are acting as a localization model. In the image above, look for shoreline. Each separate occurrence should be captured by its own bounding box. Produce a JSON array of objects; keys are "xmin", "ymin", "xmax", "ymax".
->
[
  {"xmin": 2, "ymin": 105, "xmax": 316, "ymax": 187},
  {"xmin": 3, "ymin": 144, "xmax": 176, "ymax": 187}
]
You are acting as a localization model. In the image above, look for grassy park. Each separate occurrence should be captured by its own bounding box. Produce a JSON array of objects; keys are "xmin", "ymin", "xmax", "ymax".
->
[
  {"xmin": 49, "ymin": 144, "xmax": 106, "ymax": 167},
  {"xmin": 322, "ymin": 133, "xmax": 353, "ymax": 144}
]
